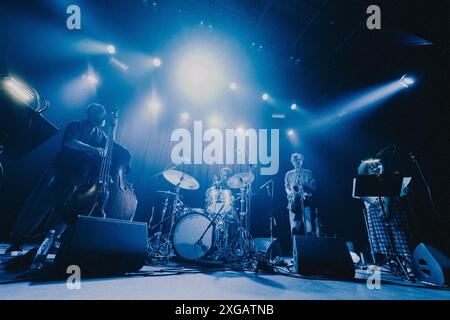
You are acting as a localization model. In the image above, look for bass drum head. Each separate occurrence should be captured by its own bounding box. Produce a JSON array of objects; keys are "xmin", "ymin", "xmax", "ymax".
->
[{"xmin": 172, "ymin": 212, "xmax": 214, "ymax": 261}]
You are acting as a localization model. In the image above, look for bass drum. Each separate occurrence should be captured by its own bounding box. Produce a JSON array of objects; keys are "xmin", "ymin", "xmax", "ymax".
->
[{"xmin": 172, "ymin": 211, "xmax": 215, "ymax": 261}]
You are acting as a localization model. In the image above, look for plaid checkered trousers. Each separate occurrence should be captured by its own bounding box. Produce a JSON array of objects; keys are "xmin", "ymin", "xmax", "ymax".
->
[{"xmin": 364, "ymin": 197, "xmax": 411, "ymax": 258}]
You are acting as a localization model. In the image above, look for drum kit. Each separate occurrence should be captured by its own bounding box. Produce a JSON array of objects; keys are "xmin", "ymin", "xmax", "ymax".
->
[{"xmin": 147, "ymin": 168, "xmax": 257, "ymax": 265}]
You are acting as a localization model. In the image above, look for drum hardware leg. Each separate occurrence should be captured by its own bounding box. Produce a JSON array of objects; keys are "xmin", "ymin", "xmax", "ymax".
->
[{"xmin": 195, "ymin": 204, "xmax": 225, "ymax": 252}]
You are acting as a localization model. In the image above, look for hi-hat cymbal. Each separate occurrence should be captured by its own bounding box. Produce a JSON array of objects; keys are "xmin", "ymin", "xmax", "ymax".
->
[
  {"xmin": 227, "ymin": 172, "xmax": 255, "ymax": 189},
  {"xmin": 155, "ymin": 190, "xmax": 183, "ymax": 198},
  {"xmin": 162, "ymin": 169, "xmax": 199, "ymax": 190}
]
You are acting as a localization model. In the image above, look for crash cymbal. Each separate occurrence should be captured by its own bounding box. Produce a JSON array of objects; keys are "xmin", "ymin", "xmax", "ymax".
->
[
  {"xmin": 155, "ymin": 190, "xmax": 183, "ymax": 198},
  {"xmin": 162, "ymin": 169, "xmax": 200, "ymax": 190},
  {"xmin": 227, "ymin": 172, "xmax": 255, "ymax": 189}
]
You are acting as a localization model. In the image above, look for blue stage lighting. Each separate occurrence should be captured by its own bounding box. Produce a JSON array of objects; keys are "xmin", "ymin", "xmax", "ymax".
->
[
  {"xmin": 107, "ymin": 45, "xmax": 116, "ymax": 55},
  {"xmin": 85, "ymin": 73, "xmax": 99, "ymax": 85},
  {"xmin": 262, "ymin": 93, "xmax": 269, "ymax": 101},
  {"xmin": 3, "ymin": 77, "xmax": 34, "ymax": 104},
  {"xmin": 399, "ymin": 74, "xmax": 415, "ymax": 88},
  {"xmin": 312, "ymin": 78, "xmax": 411, "ymax": 128},
  {"xmin": 290, "ymin": 103, "xmax": 297, "ymax": 110},
  {"xmin": 180, "ymin": 112, "xmax": 190, "ymax": 122},
  {"xmin": 152, "ymin": 58, "xmax": 162, "ymax": 67},
  {"xmin": 175, "ymin": 48, "xmax": 226, "ymax": 103}
]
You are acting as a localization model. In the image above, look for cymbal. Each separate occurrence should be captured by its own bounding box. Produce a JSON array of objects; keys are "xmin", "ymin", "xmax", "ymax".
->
[
  {"xmin": 162, "ymin": 169, "xmax": 199, "ymax": 190},
  {"xmin": 227, "ymin": 172, "xmax": 255, "ymax": 189},
  {"xmin": 155, "ymin": 190, "xmax": 183, "ymax": 198}
]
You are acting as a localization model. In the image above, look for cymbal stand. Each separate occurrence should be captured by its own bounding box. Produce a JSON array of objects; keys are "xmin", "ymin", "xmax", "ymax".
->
[{"xmin": 147, "ymin": 187, "xmax": 183, "ymax": 265}]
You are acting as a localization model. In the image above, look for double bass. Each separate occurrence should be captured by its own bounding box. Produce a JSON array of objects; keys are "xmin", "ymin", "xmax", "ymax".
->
[{"xmin": 66, "ymin": 108, "xmax": 137, "ymax": 221}]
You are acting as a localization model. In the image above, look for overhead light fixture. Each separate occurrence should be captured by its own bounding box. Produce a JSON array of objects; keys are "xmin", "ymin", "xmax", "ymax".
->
[
  {"xmin": 3, "ymin": 77, "xmax": 34, "ymax": 104},
  {"xmin": 152, "ymin": 58, "xmax": 162, "ymax": 67},
  {"xmin": 107, "ymin": 44, "xmax": 116, "ymax": 55},
  {"xmin": 399, "ymin": 74, "xmax": 415, "ymax": 88}
]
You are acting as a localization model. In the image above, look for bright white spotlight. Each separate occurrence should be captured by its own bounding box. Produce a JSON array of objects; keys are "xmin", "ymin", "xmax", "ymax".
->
[
  {"xmin": 399, "ymin": 74, "xmax": 415, "ymax": 88},
  {"xmin": 287, "ymin": 129, "xmax": 295, "ymax": 137},
  {"xmin": 3, "ymin": 77, "xmax": 34, "ymax": 104},
  {"xmin": 148, "ymin": 97, "xmax": 161, "ymax": 115},
  {"xmin": 207, "ymin": 114, "xmax": 225, "ymax": 128},
  {"xmin": 229, "ymin": 82, "xmax": 238, "ymax": 90},
  {"xmin": 152, "ymin": 58, "xmax": 162, "ymax": 67},
  {"xmin": 86, "ymin": 73, "xmax": 99, "ymax": 85},
  {"xmin": 290, "ymin": 103, "xmax": 297, "ymax": 110},
  {"xmin": 175, "ymin": 48, "xmax": 225, "ymax": 103},
  {"xmin": 107, "ymin": 45, "xmax": 116, "ymax": 55},
  {"xmin": 180, "ymin": 112, "xmax": 190, "ymax": 122},
  {"xmin": 262, "ymin": 93, "xmax": 269, "ymax": 101},
  {"xmin": 236, "ymin": 126, "xmax": 245, "ymax": 134}
]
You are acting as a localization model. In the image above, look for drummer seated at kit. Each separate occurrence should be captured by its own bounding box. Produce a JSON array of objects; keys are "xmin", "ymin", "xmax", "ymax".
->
[
  {"xmin": 213, "ymin": 167, "xmax": 233, "ymax": 189},
  {"xmin": 285, "ymin": 153, "xmax": 317, "ymax": 237},
  {"xmin": 206, "ymin": 167, "xmax": 234, "ymax": 214}
]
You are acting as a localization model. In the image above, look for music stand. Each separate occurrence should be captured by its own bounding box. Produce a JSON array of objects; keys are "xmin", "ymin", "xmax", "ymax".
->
[{"xmin": 353, "ymin": 174, "xmax": 414, "ymax": 281}]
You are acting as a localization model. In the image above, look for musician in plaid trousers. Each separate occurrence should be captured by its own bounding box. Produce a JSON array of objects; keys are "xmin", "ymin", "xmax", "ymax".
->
[{"xmin": 357, "ymin": 159, "xmax": 412, "ymax": 263}]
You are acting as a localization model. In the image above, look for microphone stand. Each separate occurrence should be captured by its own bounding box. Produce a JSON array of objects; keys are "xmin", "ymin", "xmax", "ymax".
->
[
  {"xmin": 409, "ymin": 152, "xmax": 449, "ymax": 243},
  {"xmin": 268, "ymin": 181, "xmax": 275, "ymax": 261}
]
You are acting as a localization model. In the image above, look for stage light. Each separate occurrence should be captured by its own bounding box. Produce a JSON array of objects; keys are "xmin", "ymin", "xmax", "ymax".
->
[
  {"xmin": 3, "ymin": 77, "xmax": 34, "ymax": 104},
  {"xmin": 152, "ymin": 58, "xmax": 162, "ymax": 67},
  {"xmin": 175, "ymin": 48, "xmax": 226, "ymax": 103},
  {"xmin": 107, "ymin": 45, "xmax": 116, "ymax": 55},
  {"xmin": 207, "ymin": 114, "xmax": 225, "ymax": 128},
  {"xmin": 236, "ymin": 126, "xmax": 245, "ymax": 134},
  {"xmin": 86, "ymin": 73, "xmax": 99, "ymax": 85},
  {"xmin": 229, "ymin": 82, "xmax": 238, "ymax": 90},
  {"xmin": 262, "ymin": 93, "xmax": 269, "ymax": 101},
  {"xmin": 312, "ymin": 77, "xmax": 412, "ymax": 129},
  {"xmin": 180, "ymin": 112, "xmax": 190, "ymax": 122},
  {"xmin": 399, "ymin": 74, "xmax": 414, "ymax": 88},
  {"xmin": 287, "ymin": 129, "xmax": 295, "ymax": 137},
  {"xmin": 290, "ymin": 103, "xmax": 297, "ymax": 110},
  {"xmin": 148, "ymin": 96, "xmax": 161, "ymax": 115}
]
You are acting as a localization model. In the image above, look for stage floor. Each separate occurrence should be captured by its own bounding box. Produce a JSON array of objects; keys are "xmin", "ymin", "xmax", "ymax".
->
[{"xmin": 0, "ymin": 245, "xmax": 449, "ymax": 300}]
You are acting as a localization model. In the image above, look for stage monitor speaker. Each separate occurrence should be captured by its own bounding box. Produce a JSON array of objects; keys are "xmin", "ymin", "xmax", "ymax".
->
[
  {"xmin": 54, "ymin": 216, "xmax": 148, "ymax": 276},
  {"xmin": 293, "ymin": 236, "xmax": 355, "ymax": 280},
  {"xmin": 411, "ymin": 243, "xmax": 450, "ymax": 286},
  {"xmin": 254, "ymin": 238, "xmax": 282, "ymax": 258}
]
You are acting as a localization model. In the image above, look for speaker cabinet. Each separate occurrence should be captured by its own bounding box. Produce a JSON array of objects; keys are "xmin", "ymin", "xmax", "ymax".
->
[
  {"xmin": 54, "ymin": 216, "xmax": 148, "ymax": 276},
  {"xmin": 293, "ymin": 236, "xmax": 355, "ymax": 280},
  {"xmin": 411, "ymin": 243, "xmax": 450, "ymax": 286}
]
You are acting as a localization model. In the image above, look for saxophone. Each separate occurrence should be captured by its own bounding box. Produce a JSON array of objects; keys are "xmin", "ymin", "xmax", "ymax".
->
[{"xmin": 290, "ymin": 169, "xmax": 305, "ymax": 215}]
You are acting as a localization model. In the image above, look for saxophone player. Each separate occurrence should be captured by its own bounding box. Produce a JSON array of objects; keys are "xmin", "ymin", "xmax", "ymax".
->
[{"xmin": 285, "ymin": 153, "xmax": 317, "ymax": 237}]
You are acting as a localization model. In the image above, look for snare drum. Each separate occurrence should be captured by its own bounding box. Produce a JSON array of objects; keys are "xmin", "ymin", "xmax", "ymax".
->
[
  {"xmin": 172, "ymin": 210, "xmax": 215, "ymax": 260},
  {"xmin": 205, "ymin": 187, "xmax": 233, "ymax": 214}
]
